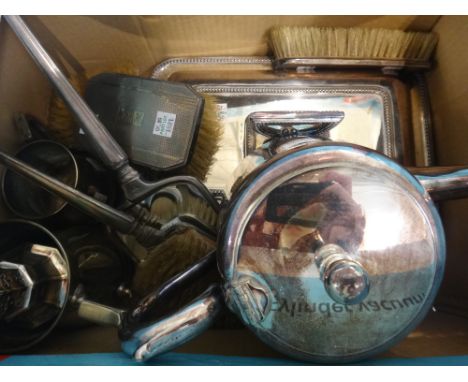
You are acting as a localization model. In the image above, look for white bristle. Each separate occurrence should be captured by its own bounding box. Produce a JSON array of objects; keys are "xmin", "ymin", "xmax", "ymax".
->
[{"xmin": 270, "ymin": 26, "xmax": 438, "ymax": 61}]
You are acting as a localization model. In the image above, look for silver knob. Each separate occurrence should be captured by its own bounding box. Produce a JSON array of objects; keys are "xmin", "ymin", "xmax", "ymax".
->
[
  {"xmin": 0, "ymin": 244, "xmax": 69, "ymax": 323},
  {"xmin": 0, "ymin": 262, "xmax": 33, "ymax": 320},
  {"xmin": 315, "ymin": 244, "xmax": 369, "ymax": 305}
]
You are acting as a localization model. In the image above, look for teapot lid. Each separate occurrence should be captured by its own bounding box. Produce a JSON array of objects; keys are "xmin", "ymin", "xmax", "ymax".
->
[{"xmin": 221, "ymin": 143, "xmax": 445, "ymax": 363}]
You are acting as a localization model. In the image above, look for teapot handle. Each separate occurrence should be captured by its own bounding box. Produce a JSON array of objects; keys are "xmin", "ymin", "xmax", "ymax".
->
[{"xmin": 120, "ymin": 284, "xmax": 223, "ymax": 362}]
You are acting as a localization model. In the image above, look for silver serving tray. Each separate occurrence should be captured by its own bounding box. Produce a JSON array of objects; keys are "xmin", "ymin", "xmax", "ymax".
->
[{"xmin": 152, "ymin": 56, "xmax": 433, "ymax": 196}]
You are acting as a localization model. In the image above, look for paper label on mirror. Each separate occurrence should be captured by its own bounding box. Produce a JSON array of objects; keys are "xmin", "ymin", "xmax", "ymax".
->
[{"xmin": 153, "ymin": 111, "xmax": 176, "ymax": 138}]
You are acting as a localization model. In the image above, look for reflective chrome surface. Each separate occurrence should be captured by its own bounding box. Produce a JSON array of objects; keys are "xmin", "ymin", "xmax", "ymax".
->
[
  {"xmin": 121, "ymin": 284, "xmax": 223, "ymax": 361},
  {"xmin": 221, "ymin": 143, "xmax": 445, "ymax": 362}
]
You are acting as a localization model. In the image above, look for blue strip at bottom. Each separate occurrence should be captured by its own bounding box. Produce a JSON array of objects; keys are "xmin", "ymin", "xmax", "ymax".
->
[{"xmin": 1, "ymin": 352, "xmax": 468, "ymax": 366}]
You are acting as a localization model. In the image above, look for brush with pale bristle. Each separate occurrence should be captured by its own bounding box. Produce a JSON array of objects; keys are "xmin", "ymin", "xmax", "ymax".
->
[
  {"xmin": 47, "ymin": 63, "xmax": 139, "ymax": 147},
  {"xmin": 270, "ymin": 26, "xmax": 438, "ymax": 62},
  {"xmin": 180, "ymin": 94, "xmax": 223, "ymax": 181},
  {"xmin": 48, "ymin": 67, "xmax": 222, "ymax": 181},
  {"xmin": 132, "ymin": 229, "xmax": 216, "ymax": 297}
]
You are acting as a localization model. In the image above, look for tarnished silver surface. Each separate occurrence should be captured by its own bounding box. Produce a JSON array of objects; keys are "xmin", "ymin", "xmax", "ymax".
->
[
  {"xmin": 1, "ymin": 140, "xmax": 79, "ymax": 220},
  {"xmin": 75, "ymin": 299, "xmax": 125, "ymax": 327},
  {"xmin": 152, "ymin": 56, "xmax": 273, "ymax": 78},
  {"xmin": 412, "ymin": 73, "xmax": 435, "ymax": 166},
  {"xmin": 0, "ymin": 244, "xmax": 68, "ymax": 322}
]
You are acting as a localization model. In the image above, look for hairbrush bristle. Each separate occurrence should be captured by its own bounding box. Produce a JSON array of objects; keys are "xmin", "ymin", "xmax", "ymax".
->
[
  {"xmin": 132, "ymin": 229, "xmax": 215, "ymax": 296},
  {"xmin": 184, "ymin": 95, "xmax": 223, "ymax": 181},
  {"xmin": 130, "ymin": 186, "xmax": 218, "ymax": 296},
  {"xmin": 270, "ymin": 26, "xmax": 438, "ymax": 61},
  {"xmin": 47, "ymin": 74, "xmax": 87, "ymax": 146},
  {"xmin": 87, "ymin": 62, "xmax": 139, "ymax": 78}
]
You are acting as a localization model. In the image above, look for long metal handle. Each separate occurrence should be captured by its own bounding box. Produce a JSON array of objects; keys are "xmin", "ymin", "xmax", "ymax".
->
[
  {"xmin": 121, "ymin": 284, "xmax": 223, "ymax": 362},
  {"xmin": 4, "ymin": 15, "xmax": 128, "ymax": 171},
  {"xmin": 0, "ymin": 150, "xmax": 136, "ymax": 233},
  {"xmin": 411, "ymin": 166, "xmax": 468, "ymax": 201}
]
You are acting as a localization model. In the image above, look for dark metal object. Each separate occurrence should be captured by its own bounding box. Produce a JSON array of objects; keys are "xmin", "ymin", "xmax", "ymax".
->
[
  {"xmin": 84, "ymin": 73, "xmax": 204, "ymax": 172},
  {"xmin": 0, "ymin": 220, "xmax": 177, "ymax": 352},
  {"xmin": 0, "ymin": 149, "xmax": 217, "ymax": 249},
  {"xmin": 55, "ymin": 226, "xmax": 134, "ymax": 308},
  {"xmin": 2, "ymin": 140, "xmax": 115, "ymax": 224},
  {"xmin": 4, "ymin": 16, "xmax": 219, "ymax": 214}
]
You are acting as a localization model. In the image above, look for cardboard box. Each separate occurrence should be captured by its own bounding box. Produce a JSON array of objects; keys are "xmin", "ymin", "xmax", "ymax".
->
[{"xmin": 1, "ymin": 15, "xmax": 468, "ymax": 363}]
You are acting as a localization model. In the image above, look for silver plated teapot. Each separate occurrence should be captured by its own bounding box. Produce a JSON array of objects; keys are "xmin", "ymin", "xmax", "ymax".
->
[{"xmin": 121, "ymin": 134, "xmax": 468, "ymax": 363}]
